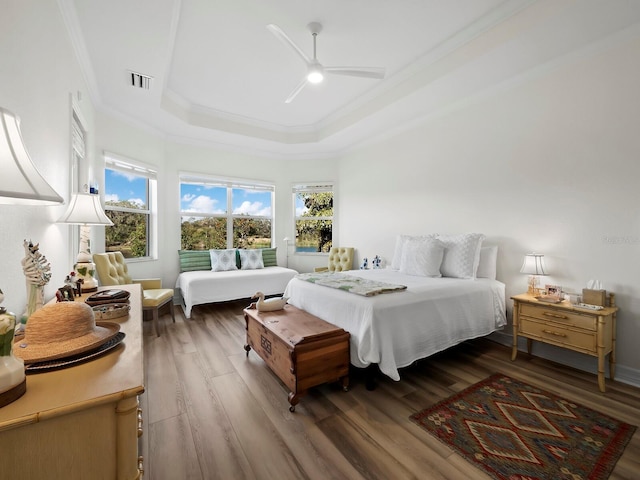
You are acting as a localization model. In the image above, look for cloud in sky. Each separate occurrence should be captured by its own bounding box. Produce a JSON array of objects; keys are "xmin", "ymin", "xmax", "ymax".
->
[
  {"xmin": 233, "ymin": 201, "xmax": 271, "ymax": 216},
  {"xmin": 183, "ymin": 194, "xmax": 224, "ymax": 214}
]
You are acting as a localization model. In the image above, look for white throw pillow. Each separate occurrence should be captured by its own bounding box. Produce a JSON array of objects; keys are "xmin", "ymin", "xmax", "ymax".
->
[
  {"xmin": 476, "ymin": 246, "xmax": 498, "ymax": 280},
  {"xmin": 391, "ymin": 234, "xmax": 437, "ymax": 270},
  {"xmin": 239, "ymin": 249, "xmax": 264, "ymax": 270},
  {"xmin": 437, "ymin": 233, "xmax": 485, "ymax": 279},
  {"xmin": 399, "ymin": 237, "xmax": 445, "ymax": 277},
  {"xmin": 209, "ymin": 249, "xmax": 238, "ymax": 272}
]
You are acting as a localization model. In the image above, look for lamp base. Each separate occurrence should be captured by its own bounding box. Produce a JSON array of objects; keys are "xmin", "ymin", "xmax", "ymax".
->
[
  {"xmin": 74, "ymin": 261, "xmax": 98, "ymax": 293},
  {"xmin": 0, "ymin": 377, "xmax": 26, "ymax": 408}
]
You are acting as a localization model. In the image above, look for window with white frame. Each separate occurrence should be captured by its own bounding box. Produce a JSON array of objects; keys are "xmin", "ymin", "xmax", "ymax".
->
[
  {"xmin": 293, "ymin": 183, "xmax": 333, "ymax": 253},
  {"xmin": 179, "ymin": 173, "xmax": 274, "ymax": 250},
  {"xmin": 104, "ymin": 154, "xmax": 157, "ymax": 259}
]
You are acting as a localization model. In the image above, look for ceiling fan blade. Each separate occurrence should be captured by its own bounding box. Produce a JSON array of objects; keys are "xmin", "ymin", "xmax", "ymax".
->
[
  {"xmin": 266, "ymin": 24, "xmax": 311, "ymax": 65},
  {"xmin": 284, "ymin": 78, "xmax": 308, "ymax": 104},
  {"xmin": 324, "ymin": 66, "xmax": 386, "ymax": 79}
]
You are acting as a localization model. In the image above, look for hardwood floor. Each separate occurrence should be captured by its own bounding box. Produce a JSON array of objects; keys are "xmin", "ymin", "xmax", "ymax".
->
[{"xmin": 141, "ymin": 301, "xmax": 640, "ymax": 480}]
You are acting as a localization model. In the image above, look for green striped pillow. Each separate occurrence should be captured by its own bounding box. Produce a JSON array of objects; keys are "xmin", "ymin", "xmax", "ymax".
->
[
  {"xmin": 178, "ymin": 250, "xmax": 212, "ymax": 272},
  {"xmin": 261, "ymin": 247, "xmax": 277, "ymax": 267}
]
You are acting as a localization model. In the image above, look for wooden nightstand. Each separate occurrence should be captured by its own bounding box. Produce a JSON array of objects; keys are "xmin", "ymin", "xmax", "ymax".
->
[{"xmin": 511, "ymin": 293, "xmax": 618, "ymax": 392}]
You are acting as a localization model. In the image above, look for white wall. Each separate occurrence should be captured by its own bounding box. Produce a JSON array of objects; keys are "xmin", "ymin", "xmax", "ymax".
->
[
  {"xmin": 337, "ymin": 29, "xmax": 640, "ymax": 382},
  {"xmin": 0, "ymin": 0, "xmax": 94, "ymax": 317}
]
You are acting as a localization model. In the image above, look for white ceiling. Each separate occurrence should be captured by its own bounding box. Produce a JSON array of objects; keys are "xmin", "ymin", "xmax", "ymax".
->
[{"xmin": 61, "ymin": 0, "xmax": 640, "ymax": 158}]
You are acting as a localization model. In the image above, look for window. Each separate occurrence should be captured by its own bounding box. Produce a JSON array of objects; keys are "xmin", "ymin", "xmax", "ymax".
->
[
  {"xmin": 69, "ymin": 102, "xmax": 88, "ymax": 260},
  {"xmin": 293, "ymin": 183, "xmax": 333, "ymax": 253},
  {"xmin": 180, "ymin": 174, "xmax": 274, "ymax": 250},
  {"xmin": 104, "ymin": 154, "xmax": 157, "ymax": 259}
]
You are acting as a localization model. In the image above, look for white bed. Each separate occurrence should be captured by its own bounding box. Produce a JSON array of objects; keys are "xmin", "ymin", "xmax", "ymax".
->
[
  {"xmin": 284, "ymin": 268, "xmax": 506, "ymax": 381},
  {"xmin": 176, "ymin": 266, "xmax": 298, "ymax": 318}
]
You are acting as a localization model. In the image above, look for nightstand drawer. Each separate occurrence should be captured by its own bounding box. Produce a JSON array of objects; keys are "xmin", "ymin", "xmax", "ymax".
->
[
  {"xmin": 520, "ymin": 318, "xmax": 596, "ymax": 353},
  {"xmin": 519, "ymin": 303, "xmax": 595, "ymax": 331}
]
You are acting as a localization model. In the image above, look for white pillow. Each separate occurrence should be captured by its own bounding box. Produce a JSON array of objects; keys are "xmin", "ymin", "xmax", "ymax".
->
[
  {"xmin": 209, "ymin": 249, "xmax": 238, "ymax": 272},
  {"xmin": 476, "ymin": 246, "xmax": 498, "ymax": 280},
  {"xmin": 399, "ymin": 237, "xmax": 444, "ymax": 277},
  {"xmin": 238, "ymin": 249, "xmax": 264, "ymax": 270},
  {"xmin": 437, "ymin": 233, "xmax": 485, "ymax": 279},
  {"xmin": 391, "ymin": 234, "xmax": 437, "ymax": 270}
]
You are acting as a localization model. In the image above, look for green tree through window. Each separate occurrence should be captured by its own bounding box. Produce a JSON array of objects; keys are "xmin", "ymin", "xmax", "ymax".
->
[{"xmin": 294, "ymin": 185, "xmax": 333, "ymax": 253}]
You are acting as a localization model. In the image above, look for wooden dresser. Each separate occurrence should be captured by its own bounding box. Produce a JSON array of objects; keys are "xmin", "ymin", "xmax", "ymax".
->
[
  {"xmin": 244, "ymin": 304, "xmax": 350, "ymax": 412},
  {"xmin": 0, "ymin": 284, "xmax": 144, "ymax": 479},
  {"xmin": 511, "ymin": 293, "xmax": 618, "ymax": 392}
]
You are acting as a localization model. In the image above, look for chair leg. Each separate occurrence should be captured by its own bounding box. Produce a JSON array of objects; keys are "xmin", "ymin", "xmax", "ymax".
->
[
  {"xmin": 170, "ymin": 302, "xmax": 175, "ymax": 323},
  {"xmin": 152, "ymin": 307, "xmax": 160, "ymax": 337}
]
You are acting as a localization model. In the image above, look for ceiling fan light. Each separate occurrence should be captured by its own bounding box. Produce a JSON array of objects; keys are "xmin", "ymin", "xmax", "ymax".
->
[{"xmin": 307, "ymin": 68, "xmax": 324, "ymax": 84}]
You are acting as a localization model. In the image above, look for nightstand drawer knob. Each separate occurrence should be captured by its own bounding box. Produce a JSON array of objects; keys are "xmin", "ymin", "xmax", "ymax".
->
[
  {"xmin": 542, "ymin": 329, "xmax": 567, "ymax": 337},
  {"xmin": 543, "ymin": 312, "xmax": 568, "ymax": 320}
]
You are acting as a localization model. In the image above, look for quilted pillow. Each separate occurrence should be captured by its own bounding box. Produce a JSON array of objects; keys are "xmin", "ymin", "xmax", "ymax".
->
[
  {"xmin": 209, "ymin": 249, "xmax": 238, "ymax": 272},
  {"xmin": 437, "ymin": 233, "xmax": 485, "ymax": 279},
  {"xmin": 239, "ymin": 249, "xmax": 264, "ymax": 270},
  {"xmin": 178, "ymin": 250, "xmax": 211, "ymax": 272},
  {"xmin": 391, "ymin": 234, "xmax": 437, "ymax": 270},
  {"xmin": 261, "ymin": 247, "xmax": 277, "ymax": 267},
  {"xmin": 399, "ymin": 237, "xmax": 445, "ymax": 277}
]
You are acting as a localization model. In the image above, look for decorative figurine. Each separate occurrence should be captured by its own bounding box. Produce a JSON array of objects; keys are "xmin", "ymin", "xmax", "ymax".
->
[
  {"xmin": 65, "ymin": 271, "xmax": 83, "ymax": 297},
  {"xmin": 20, "ymin": 240, "xmax": 52, "ymax": 325},
  {"xmin": 372, "ymin": 255, "xmax": 382, "ymax": 269},
  {"xmin": 252, "ymin": 291, "xmax": 288, "ymax": 312},
  {"xmin": 360, "ymin": 257, "xmax": 368, "ymax": 270},
  {"xmin": 56, "ymin": 285, "xmax": 76, "ymax": 302}
]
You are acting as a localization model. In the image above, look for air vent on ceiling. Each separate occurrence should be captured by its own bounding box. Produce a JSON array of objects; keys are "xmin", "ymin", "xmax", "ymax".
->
[{"xmin": 127, "ymin": 70, "xmax": 153, "ymax": 90}]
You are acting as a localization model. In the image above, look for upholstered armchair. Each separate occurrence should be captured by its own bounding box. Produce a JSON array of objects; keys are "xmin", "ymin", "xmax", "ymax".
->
[
  {"xmin": 93, "ymin": 252, "xmax": 175, "ymax": 336},
  {"xmin": 314, "ymin": 247, "xmax": 354, "ymax": 272}
]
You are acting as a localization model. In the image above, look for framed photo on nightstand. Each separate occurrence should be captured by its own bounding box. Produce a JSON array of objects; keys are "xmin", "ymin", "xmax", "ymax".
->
[{"xmin": 545, "ymin": 284, "xmax": 562, "ymax": 299}]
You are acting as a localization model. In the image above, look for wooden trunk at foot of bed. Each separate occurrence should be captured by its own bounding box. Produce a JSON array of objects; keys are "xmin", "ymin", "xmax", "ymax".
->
[{"xmin": 243, "ymin": 304, "xmax": 350, "ymax": 412}]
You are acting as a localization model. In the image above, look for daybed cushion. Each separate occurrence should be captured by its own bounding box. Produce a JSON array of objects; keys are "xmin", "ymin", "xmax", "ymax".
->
[
  {"xmin": 179, "ymin": 248, "xmax": 278, "ymax": 272},
  {"xmin": 239, "ymin": 249, "xmax": 264, "ymax": 270},
  {"xmin": 178, "ymin": 250, "xmax": 211, "ymax": 272}
]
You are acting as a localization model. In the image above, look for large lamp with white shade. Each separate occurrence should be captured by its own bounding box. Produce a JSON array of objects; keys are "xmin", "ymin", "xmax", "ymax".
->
[{"xmin": 0, "ymin": 106, "xmax": 65, "ymax": 407}]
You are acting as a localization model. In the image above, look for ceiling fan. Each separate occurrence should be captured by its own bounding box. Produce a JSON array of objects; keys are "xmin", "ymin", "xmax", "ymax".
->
[{"xmin": 266, "ymin": 22, "xmax": 386, "ymax": 104}]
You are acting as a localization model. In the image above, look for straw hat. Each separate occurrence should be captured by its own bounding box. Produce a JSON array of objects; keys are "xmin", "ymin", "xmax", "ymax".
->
[{"xmin": 14, "ymin": 302, "xmax": 120, "ymax": 364}]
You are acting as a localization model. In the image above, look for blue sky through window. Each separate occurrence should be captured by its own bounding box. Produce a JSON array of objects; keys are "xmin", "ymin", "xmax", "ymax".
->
[
  {"xmin": 180, "ymin": 183, "xmax": 271, "ymax": 216},
  {"xmin": 105, "ymin": 169, "xmax": 147, "ymax": 208}
]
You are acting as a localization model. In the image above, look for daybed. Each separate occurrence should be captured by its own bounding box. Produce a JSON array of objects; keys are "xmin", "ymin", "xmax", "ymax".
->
[
  {"xmin": 176, "ymin": 248, "xmax": 298, "ymax": 318},
  {"xmin": 284, "ymin": 234, "xmax": 506, "ymax": 381}
]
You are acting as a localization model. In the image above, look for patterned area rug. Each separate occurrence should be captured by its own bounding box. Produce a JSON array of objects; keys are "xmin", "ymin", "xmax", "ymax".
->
[{"xmin": 410, "ymin": 374, "xmax": 636, "ymax": 480}]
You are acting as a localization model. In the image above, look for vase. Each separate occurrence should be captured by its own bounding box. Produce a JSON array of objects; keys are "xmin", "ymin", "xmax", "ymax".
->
[{"xmin": 0, "ymin": 306, "xmax": 26, "ymax": 405}]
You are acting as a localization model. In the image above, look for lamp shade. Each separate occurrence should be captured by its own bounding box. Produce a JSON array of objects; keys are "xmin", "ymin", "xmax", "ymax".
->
[
  {"xmin": 520, "ymin": 253, "xmax": 547, "ymax": 275},
  {"xmin": 0, "ymin": 107, "xmax": 63, "ymax": 205},
  {"xmin": 56, "ymin": 193, "xmax": 113, "ymax": 225}
]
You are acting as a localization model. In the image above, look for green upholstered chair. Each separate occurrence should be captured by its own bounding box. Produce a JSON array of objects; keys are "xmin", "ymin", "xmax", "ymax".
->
[
  {"xmin": 93, "ymin": 252, "xmax": 175, "ymax": 336},
  {"xmin": 314, "ymin": 247, "xmax": 355, "ymax": 272}
]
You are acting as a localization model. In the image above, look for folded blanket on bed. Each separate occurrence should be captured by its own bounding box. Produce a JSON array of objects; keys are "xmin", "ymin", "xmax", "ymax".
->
[{"xmin": 295, "ymin": 272, "xmax": 407, "ymax": 296}]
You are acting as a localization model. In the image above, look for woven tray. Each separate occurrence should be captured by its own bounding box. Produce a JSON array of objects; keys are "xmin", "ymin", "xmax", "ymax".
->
[
  {"xmin": 85, "ymin": 289, "xmax": 130, "ymax": 307},
  {"xmin": 92, "ymin": 303, "xmax": 130, "ymax": 320}
]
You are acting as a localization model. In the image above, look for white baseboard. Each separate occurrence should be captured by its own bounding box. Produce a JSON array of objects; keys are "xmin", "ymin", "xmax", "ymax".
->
[{"xmin": 488, "ymin": 331, "xmax": 640, "ymax": 389}]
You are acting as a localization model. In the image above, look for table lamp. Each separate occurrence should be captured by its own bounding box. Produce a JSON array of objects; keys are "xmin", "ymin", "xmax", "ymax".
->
[
  {"xmin": 56, "ymin": 191, "xmax": 113, "ymax": 292},
  {"xmin": 520, "ymin": 253, "xmax": 548, "ymax": 295}
]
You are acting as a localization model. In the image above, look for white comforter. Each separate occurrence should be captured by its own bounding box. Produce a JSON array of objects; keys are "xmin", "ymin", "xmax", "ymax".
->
[
  {"xmin": 284, "ymin": 269, "xmax": 506, "ymax": 381},
  {"xmin": 176, "ymin": 266, "xmax": 298, "ymax": 318}
]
